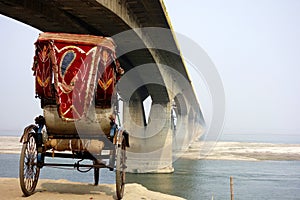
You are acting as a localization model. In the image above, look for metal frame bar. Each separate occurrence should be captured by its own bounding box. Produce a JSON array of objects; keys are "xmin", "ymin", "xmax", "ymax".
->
[
  {"xmin": 43, "ymin": 163, "xmax": 109, "ymax": 169},
  {"xmin": 44, "ymin": 152, "xmax": 112, "ymax": 160}
]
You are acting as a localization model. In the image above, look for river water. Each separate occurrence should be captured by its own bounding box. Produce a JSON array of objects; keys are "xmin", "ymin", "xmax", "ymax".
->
[
  {"xmin": 1, "ymin": 132, "xmax": 300, "ymax": 199},
  {"xmin": 0, "ymin": 154, "xmax": 299, "ymax": 200},
  {"xmin": 127, "ymin": 159, "xmax": 300, "ymax": 200}
]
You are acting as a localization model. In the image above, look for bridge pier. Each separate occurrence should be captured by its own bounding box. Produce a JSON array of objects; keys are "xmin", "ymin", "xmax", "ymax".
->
[{"xmin": 123, "ymin": 99, "xmax": 174, "ymax": 173}]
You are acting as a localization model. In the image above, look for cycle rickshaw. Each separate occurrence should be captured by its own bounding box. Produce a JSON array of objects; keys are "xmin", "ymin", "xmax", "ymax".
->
[{"xmin": 19, "ymin": 32, "xmax": 129, "ymax": 199}]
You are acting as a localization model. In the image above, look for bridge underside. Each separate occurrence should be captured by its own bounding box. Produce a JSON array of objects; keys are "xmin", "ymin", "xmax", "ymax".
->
[{"xmin": 0, "ymin": 0, "xmax": 205, "ymax": 173}]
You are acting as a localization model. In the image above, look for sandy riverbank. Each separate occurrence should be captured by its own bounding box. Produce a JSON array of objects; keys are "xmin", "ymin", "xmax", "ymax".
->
[
  {"xmin": 1, "ymin": 136, "xmax": 300, "ymax": 161},
  {"xmin": 0, "ymin": 136, "xmax": 22, "ymax": 154},
  {"xmin": 0, "ymin": 178, "xmax": 185, "ymax": 200},
  {"xmin": 0, "ymin": 137, "xmax": 186, "ymax": 199},
  {"xmin": 178, "ymin": 141, "xmax": 300, "ymax": 161}
]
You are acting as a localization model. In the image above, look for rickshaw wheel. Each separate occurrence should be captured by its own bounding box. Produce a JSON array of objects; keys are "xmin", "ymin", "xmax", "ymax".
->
[
  {"xmin": 19, "ymin": 133, "xmax": 40, "ymax": 196},
  {"xmin": 116, "ymin": 136, "xmax": 126, "ymax": 199},
  {"xmin": 94, "ymin": 160, "xmax": 100, "ymax": 185}
]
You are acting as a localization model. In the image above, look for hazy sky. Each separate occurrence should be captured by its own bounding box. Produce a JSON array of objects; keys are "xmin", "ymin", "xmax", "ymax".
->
[
  {"xmin": 0, "ymin": 0, "xmax": 300, "ymax": 136},
  {"xmin": 165, "ymin": 0, "xmax": 300, "ymax": 135}
]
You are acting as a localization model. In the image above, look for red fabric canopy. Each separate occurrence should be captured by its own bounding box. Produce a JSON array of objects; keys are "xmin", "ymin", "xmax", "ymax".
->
[{"xmin": 33, "ymin": 32, "xmax": 123, "ymax": 121}]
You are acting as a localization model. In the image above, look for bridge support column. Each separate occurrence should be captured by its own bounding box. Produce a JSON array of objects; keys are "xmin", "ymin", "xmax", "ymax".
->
[{"xmin": 123, "ymin": 99, "xmax": 174, "ymax": 173}]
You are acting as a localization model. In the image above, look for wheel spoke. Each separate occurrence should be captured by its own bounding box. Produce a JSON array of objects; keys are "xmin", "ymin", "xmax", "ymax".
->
[
  {"xmin": 25, "ymin": 178, "xmax": 32, "ymax": 191},
  {"xmin": 20, "ymin": 133, "xmax": 40, "ymax": 196}
]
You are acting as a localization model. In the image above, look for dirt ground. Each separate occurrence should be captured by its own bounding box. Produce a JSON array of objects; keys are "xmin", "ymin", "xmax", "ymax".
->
[{"xmin": 0, "ymin": 178, "xmax": 184, "ymax": 200}]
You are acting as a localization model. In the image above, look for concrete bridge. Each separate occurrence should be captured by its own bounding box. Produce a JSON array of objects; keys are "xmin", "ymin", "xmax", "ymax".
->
[{"xmin": 0, "ymin": 0, "xmax": 205, "ymax": 173}]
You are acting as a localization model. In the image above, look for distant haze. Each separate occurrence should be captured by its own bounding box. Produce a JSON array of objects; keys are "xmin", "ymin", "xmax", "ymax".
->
[{"xmin": 165, "ymin": 0, "xmax": 300, "ymax": 136}]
